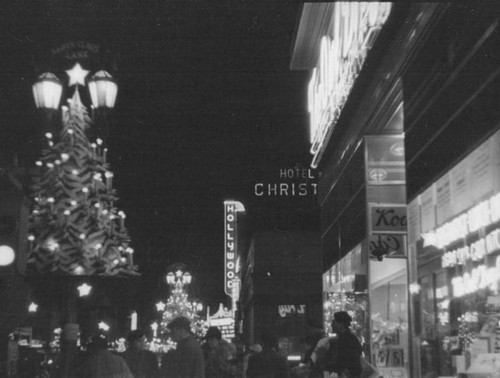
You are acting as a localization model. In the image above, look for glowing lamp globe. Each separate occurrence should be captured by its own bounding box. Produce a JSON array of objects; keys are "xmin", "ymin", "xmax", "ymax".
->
[
  {"xmin": 32, "ymin": 73, "xmax": 63, "ymax": 109},
  {"xmin": 182, "ymin": 272, "xmax": 192, "ymax": 284},
  {"xmin": 88, "ymin": 70, "xmax": 118, "ymax": 108},
  {"xmin": 166, "ymin": 272, "xmax": 175, "ymax": 285},
  {"xmin": 0, "ymin": 245, "xmax": 15, "ymax": 266}
]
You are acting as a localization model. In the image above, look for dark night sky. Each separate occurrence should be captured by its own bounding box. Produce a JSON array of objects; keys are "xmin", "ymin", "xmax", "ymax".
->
[{"xmin": 0, "ymin": 0, "xmax": 318, "ymax": 314}]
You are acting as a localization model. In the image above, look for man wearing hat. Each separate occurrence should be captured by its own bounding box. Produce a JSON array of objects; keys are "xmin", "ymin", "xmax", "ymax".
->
[
  {"xmin": 167, "ymin": 316, "xmax": 205, "ymax": 378},
  {"xmin": 202, "ymin": 326, "xmax": 237, "ymax": 377}
]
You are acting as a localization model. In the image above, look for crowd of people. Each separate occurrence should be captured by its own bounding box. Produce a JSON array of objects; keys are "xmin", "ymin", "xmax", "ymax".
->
[{"xmin": 70, "ymin": 311, "xmax": 372, "ymax": 378}]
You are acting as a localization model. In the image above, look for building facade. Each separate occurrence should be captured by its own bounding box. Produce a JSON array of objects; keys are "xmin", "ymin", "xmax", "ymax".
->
[{"xmin": 291, "ymin": 2, "xmax": 500, "ymax": 377}]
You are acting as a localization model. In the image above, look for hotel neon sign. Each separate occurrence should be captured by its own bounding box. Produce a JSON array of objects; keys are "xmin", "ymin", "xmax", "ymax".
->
[{"xmin": 308, "ymin": 2, "xmax": 392, "ymax": 168}]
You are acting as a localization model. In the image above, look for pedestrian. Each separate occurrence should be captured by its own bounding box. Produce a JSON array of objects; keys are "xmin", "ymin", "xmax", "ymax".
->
[
  {"xmin": 77, "ymin": 334, "xmax": 134, "ymax": 378},
  {"xmin": 122, "ymin": 329, "xmax": 160, "ymax": 378},
  {"xmin": 242, "ymin": 344, "xmax": 262, "ymax": 378},
  {"xmin": 310, "ymin": 311, "xmax": 362, "ymax": 378},
  {"xmin": 166, "ymin": 316, "xmax": 205, "ymax": 378},
  {"xmin": 202, "ymin": 326, "xmax": 238, "ymax": 377},
  {"xmin": 246, "ymin": 333, "xmax": 289, "ymax": 378}
]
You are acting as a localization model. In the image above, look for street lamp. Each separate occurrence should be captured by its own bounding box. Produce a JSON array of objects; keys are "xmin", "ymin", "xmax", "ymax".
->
[
  {"xmin": 32, "ymin": 72, "xmax": 63, "ymax": 110},
  {"xmin": 166, "ymin": 269, "xmax": 192, "ymax": 288},
  {"xmin": 88, "ymin": 70, "xmax": 118, "ymax": 109},
  {"xmin": 32, "ymin": 65, "xmax": 118, "ymax": 111}
]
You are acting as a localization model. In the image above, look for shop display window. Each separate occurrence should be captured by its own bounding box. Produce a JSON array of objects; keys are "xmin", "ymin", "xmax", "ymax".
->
[{"xmin": 370, "ymin": 258, "xmax": 409, "ymax": 377}]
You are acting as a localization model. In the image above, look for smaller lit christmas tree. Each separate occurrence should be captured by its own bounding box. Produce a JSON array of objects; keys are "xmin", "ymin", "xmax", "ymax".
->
[{"xmin": 159, "ymin": 270, "xmax": 206, "ymax": 349}]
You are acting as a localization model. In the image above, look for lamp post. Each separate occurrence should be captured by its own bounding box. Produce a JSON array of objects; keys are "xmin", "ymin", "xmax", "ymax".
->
[{"xmin": 30, "ymin": 62, "xmax": 119, "ymax": 376}]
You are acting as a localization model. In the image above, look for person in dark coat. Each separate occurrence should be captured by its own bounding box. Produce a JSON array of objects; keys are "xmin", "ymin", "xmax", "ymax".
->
[
  {"xmin": 310, "ymin": 311, "xmax": 362, "ymax": 378},
  {"xmin": 246, "ymin": 333, "xmax": 289, "ymax": 378},
  {"xmin": 167, "ymin": 316, "xmax": 205, "ymax": 378},
  {"xmin": 122, "ymin": 329, "xmax": 160, "ymax": 378}
]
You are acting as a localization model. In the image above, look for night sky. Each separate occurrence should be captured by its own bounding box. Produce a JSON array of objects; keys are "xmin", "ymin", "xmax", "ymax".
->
[{"xmin": 0, "ymin": 1, "xmax": 318, "ymax": 315}]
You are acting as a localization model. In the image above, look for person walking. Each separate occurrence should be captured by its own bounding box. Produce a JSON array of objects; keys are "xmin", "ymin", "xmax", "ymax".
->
[
  {"xmin": 202, "ymin": 326, "xmax": 237, "ymax": 378},
  {"xmin": 310, "ymin": 311, "xmax": 362, "ymax": 378},
  {"xmin": 122, "ymin": 329, "xmax": 160, "ymax": 378},
  {"xmin": 242, "ymin": 344, "xmax": 262, "ymax": 378},
  {"xmin": 246, "ymin": 333, "xmax": 289, "ymax": 378},
  {"xmin": 166, "ymin": 316, "xmax": 205, "ymax": 378},
  {"xmin": 77, "ymin": 334, "xmax": 134, "ymax": 378}
]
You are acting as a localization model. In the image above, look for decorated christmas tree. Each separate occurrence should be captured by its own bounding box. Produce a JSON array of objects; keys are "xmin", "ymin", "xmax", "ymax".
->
[
  {"xmin": 27, "ymin": 87, "xmax": 139, "ymax": 277},
  {"xmin": 160, "ymin": 277, "xmax": 206, "ymax": 346}
]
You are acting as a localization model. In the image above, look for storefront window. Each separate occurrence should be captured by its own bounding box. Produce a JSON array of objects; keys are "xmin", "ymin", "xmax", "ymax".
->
[
  {"xmin": 370, "ymin": 258, "xmax": 409, "ymax": 377},
  {"xmin": 323, "ymin": 244, "xmax": 370, "ymax": 354},
  {"xmin": 409, "ymin": 128, "xmax": 500, "ymax": 377}
]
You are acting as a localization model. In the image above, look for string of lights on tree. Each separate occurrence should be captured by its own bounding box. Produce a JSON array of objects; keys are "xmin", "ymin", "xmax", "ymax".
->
[
  {"xmin": 27, "ymin": 64, "xmax": 139, "ymax": 277},
  {"xmin": 158, "ymin": 269, "xmax": 206, "ymax": 350}
]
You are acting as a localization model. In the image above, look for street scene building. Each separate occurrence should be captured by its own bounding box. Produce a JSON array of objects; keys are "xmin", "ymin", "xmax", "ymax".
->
[{"xmin": 0, "ymin": 1, "xmax": 499, "ymax": 377}]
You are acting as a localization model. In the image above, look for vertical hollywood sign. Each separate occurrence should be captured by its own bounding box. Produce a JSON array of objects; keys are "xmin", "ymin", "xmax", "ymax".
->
[
  {"xmin": 224, "ymin": 201, "xmax": 245, "ymax": 296},
  {"xmin": 308, "ymin": 2, "xmax": 392, "ymax": 168}
]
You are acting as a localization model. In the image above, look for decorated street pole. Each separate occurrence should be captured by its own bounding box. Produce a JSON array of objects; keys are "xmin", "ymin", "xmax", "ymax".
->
[{"xmin": 28, "ymin": 41, "xmax": 139, "ymax": 376}]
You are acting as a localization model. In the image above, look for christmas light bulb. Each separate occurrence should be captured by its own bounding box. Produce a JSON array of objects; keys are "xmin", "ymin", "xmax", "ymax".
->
[
  {"xmin": 64, "ymin": 210, "xmax": 70, "ymax": 215},
  {"xmin": 55, "ymin": 160, "xmax": 61, "ymax": 165},
  {"xmin": 113, "ymin": 259, "xmax": 119, "ymax": 265},
  {"xmin": 102, "ymin": 210, "xmax": 109, "ymax": 215},
  {"xmin": 105, "ymin": 171, "xmax": 113, "ymax": 178},
  {"xmin": 47, "ymin": 197, "xmax": 55, "ymax": 203},
  {"xmin": 35, "ymin": 161, "xmax": 42, "ymax": 166},
  {"xmin": 96, "ymin": 138, "xmax": 103, "ymax": 145},
  {"xmin": 91, "ymin": 143, "xmax": 97, "ymax": 148},
  {"xmin": 121, "ymin": 257, "xmax": 127, "ymax": 263},
  {"xmin": 71, "ymin": 200, "xmax": 77, "ymax": 206},
  {"xmin": 28, "ymin": 235, "xmax": 35, "ymax": 241},
  {"xmin": 72, "ymin": 169, "xmax": 78, "ymax": 175},
  {"xmin": 48, "ymin": 141, "xmax": 54, "ymax": 147},
  {"xmin": 47, "ymin": 163, "xmax": 54, "ymax": 168},
  {"xmin": 61, "ymin": 153, "xmax": 69, "ymax": 161},
  {"xmin": 94, "ymin": 203, "xmax": 101, "ymax": 208},
  {"xmin": 68, "ymin": 129, "xmax": 74, "ymax": 135},
  {"xmin": 79, "ymin": 233, "xmax": 86, "ymax": 240},
  {"xmin": 45, "ymin": 132, "xmax": 53, "ymax": 139},
  {"xmin": 93, "ymin": 173, "xmax": 102, "ymax": 180},
  {"xmin": 82, "ymin": 187, "xmax": 89, "ymax": 193},
  {"xmin": 33, "ymin": 210, "xmax": 39, "ymax": 214}
]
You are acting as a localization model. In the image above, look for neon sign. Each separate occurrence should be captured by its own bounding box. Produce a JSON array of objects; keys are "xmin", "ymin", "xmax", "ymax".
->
[
  {"xmin": 224, "ymin": 201, "xmax": 245, "ymax": 297},
  {"xmin": 308, "ymin": 2, "xmax": 392, "ymax": 168}
]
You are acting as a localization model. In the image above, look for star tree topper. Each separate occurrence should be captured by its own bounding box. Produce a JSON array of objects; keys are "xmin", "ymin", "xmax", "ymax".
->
[{"xmin": 66, "ymin": 63, "xmax": 89, "ymax": 86}]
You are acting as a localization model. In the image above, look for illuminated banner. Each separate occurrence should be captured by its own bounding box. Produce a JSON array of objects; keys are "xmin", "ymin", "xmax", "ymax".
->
[
  {"xmin": 224, "ymin": 200, "xmax": 245, "ymax": 296},
  {"xmin": 308, "ymin": 3, "xmax": 392, "ymax": 168}
]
